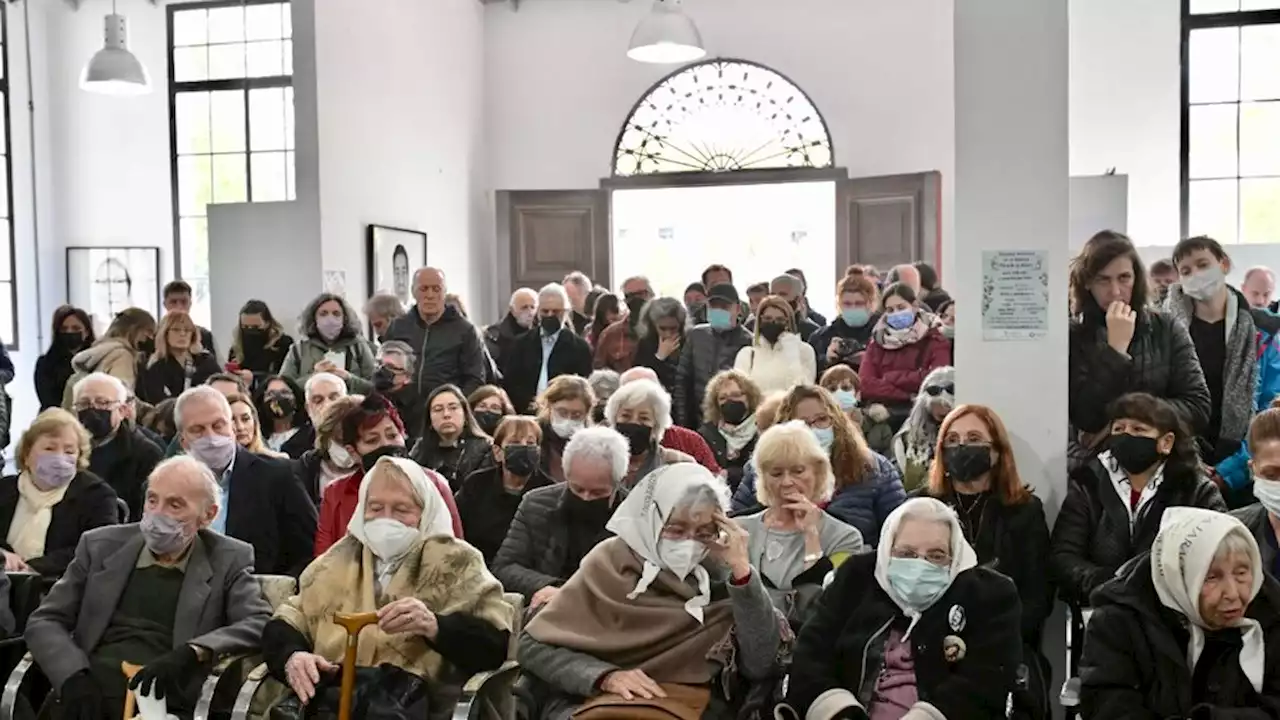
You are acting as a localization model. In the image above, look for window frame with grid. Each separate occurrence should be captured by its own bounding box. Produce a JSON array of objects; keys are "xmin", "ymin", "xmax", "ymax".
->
[
  {"xmin": 1181, "ymin": 0, "xmax": 1280, "ymax": 243},
  {"xmin": 0, "ymin": 6, "xmax": 17, "ymax": 351},
  {"xmin": 166, "ymin": 0, "xmax": 294, "ymax": 300}
]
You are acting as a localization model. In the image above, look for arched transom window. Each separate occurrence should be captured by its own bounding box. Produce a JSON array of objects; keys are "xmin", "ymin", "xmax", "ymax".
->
[{"xmin": 613, "ymin": 59, "xmax": 834, "ymax": 177}]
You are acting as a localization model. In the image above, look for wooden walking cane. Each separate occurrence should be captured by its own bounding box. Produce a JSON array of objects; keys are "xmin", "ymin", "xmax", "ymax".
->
[
  {"xmin": 332, "ymin": 612, "xmax": 379, "ymax": 720},
  {"xmin": 121, "ymin": 662, "xmax": 143, "ymax": 720}
]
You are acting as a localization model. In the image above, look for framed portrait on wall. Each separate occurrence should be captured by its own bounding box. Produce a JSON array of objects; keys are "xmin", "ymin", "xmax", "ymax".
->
[
  {"xmin": 66, "ymin": 246, "xmax": 161, "ymax": 334},
  {"xmin": 366, "ymin": 225, "xmax": 426, "ymax": 308}
]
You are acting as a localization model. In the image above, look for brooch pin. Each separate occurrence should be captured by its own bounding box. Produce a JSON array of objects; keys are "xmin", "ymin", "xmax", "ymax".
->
[
  {"xmin": 948, "ymin": 604, "xmax": 966, "ymax": 632},
  {"xmin": 943, "ymin": 635, "xmax": 967, "ymax": 663}
]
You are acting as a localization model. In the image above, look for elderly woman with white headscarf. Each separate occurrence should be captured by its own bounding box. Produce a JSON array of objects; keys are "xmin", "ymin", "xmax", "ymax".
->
[
  {"xmin": 1080, "ymin": 507, "xmax": 1280, "ymax": 718},
  {"xmin": 782, "ymin": 497, "xmax": 1021, "ymax": 720},
  {"xmin": 262, "ymin": 455, "xmax": 512, "ymax": 718},
  {"xmin": 518, "ymin": 463, "xmax": 786, "ymax": 719}
]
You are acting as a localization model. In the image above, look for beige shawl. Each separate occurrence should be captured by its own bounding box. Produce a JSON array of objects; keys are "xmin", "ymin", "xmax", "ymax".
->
[
  {"xmin": 7, "ymin": 472, "xmax": 70, "ymax": 560},
  {"xmin": 275, "ymin": 534, "xmax": 511, "ymax": 682},
  {"xmin": 525, "ymin": 536, "xmax": 735, "ymax": 685}
]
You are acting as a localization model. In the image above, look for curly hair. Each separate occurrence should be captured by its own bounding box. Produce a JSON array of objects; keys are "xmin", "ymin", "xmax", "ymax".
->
[
  {"xmin": 298, "ymin": 293, "xmax": 362, "ymax": 342},
  {"xmin": 701, "ymin": 369, "xmax": 763, "ymax": 426},
  {"xmin": 776, "ymin": 384, "xmax": 871, "ymax": 487},
  {"xmin": 1069, "ymin": 230, "xmax": 1147, "ymax": 316}
]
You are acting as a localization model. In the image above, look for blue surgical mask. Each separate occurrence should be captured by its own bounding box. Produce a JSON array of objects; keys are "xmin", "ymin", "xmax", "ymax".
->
[
  {"xmin": 833, "ymin": 390, "xmax": 858, "ymax": 411},
  {"xmin": 885, "ymin": 309, "xmax": 916, "ymax": 331},
  {"xmin": 887, "ymin": 557, "xmax": 951, "ymax": 610},
  {"xmin": 841, "ymin": 308, "xmax": 871, "ymax": 328},
  {"xmin": 707, "ymin": 308, "xmax": 733, "ymax": 330},
  {"xmin": 810, "ymin": 426, "xmax": 835, "ymax": 452}
]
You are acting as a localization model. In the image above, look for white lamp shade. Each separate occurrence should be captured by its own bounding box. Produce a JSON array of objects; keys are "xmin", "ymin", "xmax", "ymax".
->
[
  {"xmin": 81, "ymin": 14, "xmax": 151, "ymax": 96},
  {"xmin": 627, "ymin": 0, "xmax": 706, "ymax": 64}
]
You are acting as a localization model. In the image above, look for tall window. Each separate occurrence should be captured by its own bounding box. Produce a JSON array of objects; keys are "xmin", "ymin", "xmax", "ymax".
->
[
  {"xmin": 168, "ymin": 0, "xmax": 294, "ymax": 326},
  {"xmin": 0, "ymin": 5, "xmax": 16, "ymax": 350},
  {"xmin": 1183, "ymin": 0, "xmax": 1280, "ymax": 244}
]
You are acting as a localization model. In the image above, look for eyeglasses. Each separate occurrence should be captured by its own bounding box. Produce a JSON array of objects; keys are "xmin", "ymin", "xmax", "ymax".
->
[
  {"xmin": 660, "ymin": 525, "xmax": 720, "ymax": 543},
  {"xmin": 890, "ymin": 547, "xmax": 952, "ymax": 566},
  {"xmin": 73, "ymin": 398, "xmax": 120, "ymax": 412},
  {"xmin": 924, "ymin": 384, "xmax": 955, "ymax": 396}
]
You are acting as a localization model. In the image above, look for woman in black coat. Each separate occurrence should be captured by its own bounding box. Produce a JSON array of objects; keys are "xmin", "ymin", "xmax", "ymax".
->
[
  {"xmin": 632, "ymin": 297, "xmax": 686, "ymax": 397},
  {"xmin": 1081, "ymin": 508, "xmax": 1280, "ymax": 718},
  {"xmin": 33, "ymin": 306, "xmax": 95, "ymax": 410},
  {"xmin": 913, "ymin": 403, "xmax": 1053, "ymax": 718},
  {"xmin": 696, "ymin": 369, "xmax": 761, "ymax": 493},
  {"xmin": 809, "ymin": 268, "xmax": 880, "ymax": 373},
  {"xmin": 135, "ymin": 311, "xmax": 220, "ymax": 404},
  {"xmin": 783, "ymin": 497, "xmax": 1021, "ymax": 720},
  {"xmin": 1069, "ymin": 231, "xmax": 1211, "ymax": 446},
  {"xmin": 409, "ymin": 384, "xmax": 493, "ymax": 492},
  {"xmin": 0, "ymin": 408, "xmax": 118, "ymax": 577},
  {"xmin": 1052, "ymin": 392, "xmax": 1226, "ymax": 608},
  {"xmin": 227, "ymin": 299, "xmax": 295, "ymax": 394},
  {"xmin": 455, "ymin": 416, "xmax": 553, "ymax": 563}
]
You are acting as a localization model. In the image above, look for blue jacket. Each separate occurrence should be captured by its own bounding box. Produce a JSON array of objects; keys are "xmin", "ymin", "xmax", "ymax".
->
[
  {"xmin": 731, "ymin": 451, "xmax": 906, "ymax": 545},
  {"xmin": 1217, "ymin": 308, "xmax": 1280, "ymax": 490}
]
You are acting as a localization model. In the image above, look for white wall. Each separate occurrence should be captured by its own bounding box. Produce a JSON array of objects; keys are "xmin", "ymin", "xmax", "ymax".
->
[
  {"xmin": 1069, "ymin": 0, "xmax": 1181, "ymax": 247},
  {"xmin": 484, "ymin": 0, "xmax": 957, "ymax": 278},
  {"xmin": 312, "ymin": 0, "xmax": 492, "ymax": 320}
]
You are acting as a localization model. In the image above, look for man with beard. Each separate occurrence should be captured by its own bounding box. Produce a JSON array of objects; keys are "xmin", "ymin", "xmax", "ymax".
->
[{"xmin": 592, "ymin": 276, "xmax": 654, "ymax": 372}]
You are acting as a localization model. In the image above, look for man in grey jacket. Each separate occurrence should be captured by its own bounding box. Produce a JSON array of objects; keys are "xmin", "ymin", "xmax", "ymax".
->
[
  {"xmin": 385, "ymin": 267, "xmax": 487, "ymax": 401},
  {"xmin": 26, "ymin": 456, "xmax": 272, "ymax": 720},
  {"xmin": 675, "ymin": 283, "xmax": 752, "ymax": 428}
]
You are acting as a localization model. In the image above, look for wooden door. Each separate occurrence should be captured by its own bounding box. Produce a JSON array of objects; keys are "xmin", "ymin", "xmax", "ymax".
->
[
  {"xmin": 835, "ymin": 171, "xmax": 942, "ymax": 279},
  {"xmin": 500, "ymin": 190, "xmax": 610, "ymax": 299}
]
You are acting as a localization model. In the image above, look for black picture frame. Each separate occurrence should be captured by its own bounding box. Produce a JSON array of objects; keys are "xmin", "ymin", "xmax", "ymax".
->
[
  {"xmin": 66, "ymin": 246, "xmax": 163, "ymax": 334},
  {"xmin": 366, "ymin": 223, "xmax": 426, "ymax": 309}
]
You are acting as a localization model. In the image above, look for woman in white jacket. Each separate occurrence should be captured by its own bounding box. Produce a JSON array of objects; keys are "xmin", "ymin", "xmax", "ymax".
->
[{"xmin": 735, "ymin": 295, "xmax": 817, "ymax": 394}]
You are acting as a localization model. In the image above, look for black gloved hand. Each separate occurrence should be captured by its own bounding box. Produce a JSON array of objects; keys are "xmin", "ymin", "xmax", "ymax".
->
[
  {"xmin": 58, "ymin": 670, "xmax": 103, "ymax": 720},
  {"xmin": 128, "ymin": 644, "xmax": 203, "ymax": 701}
]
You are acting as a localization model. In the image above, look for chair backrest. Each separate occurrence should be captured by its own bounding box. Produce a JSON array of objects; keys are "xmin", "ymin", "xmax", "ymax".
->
[
  {"xmin": 116, "ymin": 498, "xmax": 129, "ymax": 524},
  {"xmin": 254, "ymin": 574, "xmax": 298, "ymax": 611},
  {"xmin": 501, "ymin": 592, "xmax": 525, "ymax": 660}
]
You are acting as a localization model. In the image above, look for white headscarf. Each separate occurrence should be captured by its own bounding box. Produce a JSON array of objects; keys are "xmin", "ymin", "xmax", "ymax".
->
[
  {"xmin": 347, "ymin": 455, "xmax": 455, "ymax": 543},
  {"xmin": 605, "ymin": 462, "xmax": 729, "ymax": 622},
  {"xmin": 873, "ymin": 497, "xmax": 978, "ymax": 638},
  {"xmin": 1151, "ymin": 507, "xmax": 1265, "ymax": 693}
]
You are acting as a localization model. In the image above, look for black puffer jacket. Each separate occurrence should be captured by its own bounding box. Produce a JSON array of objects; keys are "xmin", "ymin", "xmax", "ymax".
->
[
  {"xmin": 1081, "ymin": 555, "xmax": 1280, "ymax": 719},
  {"xmin": 809, "ymin": 315, "xmax": 878, "ymax": 373},
  {"xmin": 786, "ymin": 552, "xmax": 1022, "ymax": 719},
  {"xmin": 410, "ymin": 433, "xmax": 492, "ymax": 493},
  {"xmin": 1050, "ymin": 456, "xmax": 1226, "ymax": 606},
  {"xmin": 633, "ymin": 334, "xmax": 680, "ymax": 399},
  {"xmin": 385, "ymin": 304, "xmax": 486, "ymax": 399},
  {"xmin": 1069, "ymin": 307, "xmax": 1211, "ymax": 434},
  {"xmin": 87, "ymin": 423, "xmax": 163, "ymax": 520},
  {"xmin": 674, "ymin": 324, "xmax": 752, "ymax": 428}
]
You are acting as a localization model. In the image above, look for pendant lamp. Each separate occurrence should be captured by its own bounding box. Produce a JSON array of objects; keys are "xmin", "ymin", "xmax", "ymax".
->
[
  {"xmin": 81, "ymin": 1, "xmax": 151, "ymax": 96},
  {"xmin": 627, "ymin": 0, "xmax": 706, "ymax": 64}
]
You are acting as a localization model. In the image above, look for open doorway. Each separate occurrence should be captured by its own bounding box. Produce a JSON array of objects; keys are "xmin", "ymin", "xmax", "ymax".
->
[{"xmin": 611, "ymin": 181, "xmax": 837, "ymax": 317}]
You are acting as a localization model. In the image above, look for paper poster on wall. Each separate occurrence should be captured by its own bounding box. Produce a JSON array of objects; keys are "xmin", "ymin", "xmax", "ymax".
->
[
  {"xmin": 324, "ymin": 270, "xmax": 346, "ymax": 296},
  {"xmin": 981, "ymin": 250, "xmax": 1049, "ymax": 341}
]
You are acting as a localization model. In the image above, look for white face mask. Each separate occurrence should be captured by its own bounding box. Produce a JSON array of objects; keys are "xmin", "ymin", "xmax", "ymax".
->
[
  {"xmin": 362, "ymin": 517, "xmax": 419, "ymax": 561},
  {"xmin": 658, "ymin": 538, "xmax": 708, "ymax": 581},
  {"xmin": 328, "ymin": 445, "xmax": 355, "ymax": 469},
  {"xmin": 1253, "ymin": 477, "xmax": 1280, "ymax": 517},
  {"xmin": 1182, "ymin": 265, "xmax": 1226, "ymax": 302},
  {"xmin": 552, "ymin": 417, "xmax": 583, "ymax": 440}
]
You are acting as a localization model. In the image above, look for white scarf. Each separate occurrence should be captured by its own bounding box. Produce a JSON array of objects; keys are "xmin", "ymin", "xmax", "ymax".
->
[
  {"xmin": 7, "ymin": 472, "xmax": 72, "ymax": 560},
  {"xmin": 872, "ymin": 497, "xmax": 978, "ymax": 638},
  {"xmin": 605, "ymin": 463, "xmax": 728, "ymax": 622},
  {"xmin": 347, "ymin": 456, "xmax": 454, "ymax": 544},
  {"xmin": 719, "ymin": 415, "xmax": 758, "ymax": 458},
  {"xmin": 1151, "ymin": 507, "xmax": 1265, "ymax": 693}
]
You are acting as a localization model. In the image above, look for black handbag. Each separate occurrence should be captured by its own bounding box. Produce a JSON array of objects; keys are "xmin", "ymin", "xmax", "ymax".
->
[{"xmin": 269, "ymin": 664, "xmax": 430, "ymax": 720}]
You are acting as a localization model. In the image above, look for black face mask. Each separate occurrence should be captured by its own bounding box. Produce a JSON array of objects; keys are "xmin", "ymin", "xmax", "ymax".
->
[
  {"xmin": 503, "ymin": 445, "xmax": 540, "ymax": 477},
  {"xmin": 590, "ymin": 404, "xmax": 607, "ymax": 425},
  {"xmin": 565, "ymin": 492, "xmax": 614, "ymax": 527},
  {"xmin": 372, "ymin": 366, "xmax": 397, "ymax": 393},
  {"xmin": 1109, "ymin": 433, "xmax": 1164, "ymax": 474},
  {"xmin": 57, "ymin": 331, "xmax": 84, "ymax": 351},
  {"xmin": 943, "ymin": 444, "xmax": 993, "ymax": 484},
  {"xmin": 78, "ymin": 408, "xmax": 115, "ymax": 440},
  {"xmin": 624, "ymin": 295, "xmax": 648, "ymax": 322},
  {"xmin": 759, "ymin": 322, "xmax": 785, "ymax": 343},
  {"xmin": 475, "ymin": 410, "xmax": 504, "ymax": 436},
  {"xmin": 360, "ymin": 444, "xmax": 407, "ymax": 474},
  {"xmin": 137, "ymin": 338, "xmax": 155, "ymax": 356},
  {"xmin": 540, "ymin": 315, "xmax": 563, "ymax": 335},
  {"xmin": 615, "ymin": 422, "xmax": 652, "ymax": 456},
  {"xmin": 719, "ymin": 400, "xmax": 749, "ymax": 425},
  {"xmin": 265, "ymin": 394, "xmax": 296, "ymax": 419},
  {"xmin": 240, "ymin": 327, "xmax": 268, "ymax": 351}
]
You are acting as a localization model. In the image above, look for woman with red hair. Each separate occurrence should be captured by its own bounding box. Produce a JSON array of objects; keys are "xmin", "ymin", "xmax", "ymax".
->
[
  {"xmin": 916, "ymin": 403, "xmax": 1052, "ymax": 718},
  {"xmin": 314, "ymin": 394, "xmax": 462, "ymax": 555}
]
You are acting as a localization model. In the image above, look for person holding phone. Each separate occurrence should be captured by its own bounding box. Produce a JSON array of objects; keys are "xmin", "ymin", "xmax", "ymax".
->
[
  {"xmin": 810, "ymin": 267, "xmax": 880, "ymax": 373},
  {"xmin": 281, "ymin": 293, "xmax": 377, "ymax": 393}
]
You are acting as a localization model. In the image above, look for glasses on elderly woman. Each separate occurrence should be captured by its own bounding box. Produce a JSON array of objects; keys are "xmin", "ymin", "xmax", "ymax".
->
[
  {"xmin": 661, "ymin": 523, "xmax": 720, "ymax": 544},
  {"xmin": 924, "ymin": 384, "xmax": 955, "ymax": 397},
  {"xmin": 890, "ymin": 546, "xmax": 951, "ymax": 567}
]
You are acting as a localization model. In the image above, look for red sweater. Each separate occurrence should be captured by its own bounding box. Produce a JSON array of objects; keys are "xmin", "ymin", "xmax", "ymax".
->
[{"xmin": 314, "ymin": 467, "xmax": 464, "ymax": 557}]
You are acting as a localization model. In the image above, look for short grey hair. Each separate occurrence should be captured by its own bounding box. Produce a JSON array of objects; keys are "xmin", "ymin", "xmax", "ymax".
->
[
  {"xmin": 621, "ymin": 275, "xmax": 652, "ymax": 292},
  {"xmin": 510, "ymin": 287, "xmax": 537, "ymax": 308},
  {"xmin": 563, "ymin": 272, "xmax": 592, "ymax": 292},
  {"xmin": 771, "ymin": 274, "xmax": 803, "ymax": 295},
  {"xmin": 604, "ymin": 378, "xmax": 672, "ymax": 443},
  {"xmin": 363, "ymin": 293, "xmax": 406, "ymax": 321},
  {"xmin": 174, "ymin": 385, "xmax": 232, "ymax": 429},
  {"xmin": 72, "ymin": 372, "xmax": 129, "ymax": 404},
  {"xmin": 377, "ymin": 340, "xmax": 417, "ymax": 376},
  {"xmin": 305, "ymin": 371, "xmax": 347, "ymax": 398},
  {"xmin": 1245, "ymin": 266, "xmax": 1276, "ymax": 284},
  {"xmin": 1213, "ymin": 528, "xmax": 1257, "ymax": 564},
  {"xmin": 588, "ymin": 370, "xmax": 621, "ymax": 404},
  {"xmin": 562, "ymin": 426, "xmax": 629, "ymax": 487},
  {"xmin": 150, "ymin": 455, "xmax": 222, "ymax": 511}
]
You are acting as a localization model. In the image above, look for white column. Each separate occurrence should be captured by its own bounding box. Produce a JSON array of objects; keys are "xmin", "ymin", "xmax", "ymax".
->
[{"xmin": 953, "ymin": 0, "xmax": 1070, "ymax": 518}]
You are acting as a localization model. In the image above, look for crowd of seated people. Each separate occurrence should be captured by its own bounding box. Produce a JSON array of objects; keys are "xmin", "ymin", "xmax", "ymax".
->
[{"xmin": 0, "ymin": 245, "xmax": 1274, "ymax": 719}]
